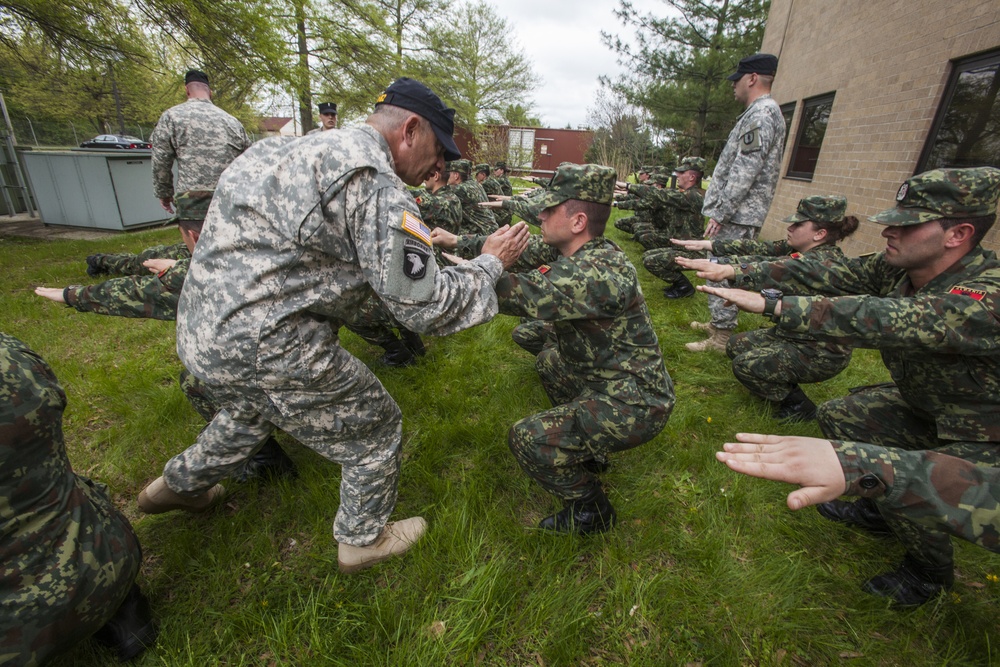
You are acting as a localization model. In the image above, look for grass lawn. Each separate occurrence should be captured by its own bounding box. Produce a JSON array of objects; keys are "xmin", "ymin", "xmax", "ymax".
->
[{"xmin": 2, "ymin": 212, "xmax": 998, "ymax": 666}]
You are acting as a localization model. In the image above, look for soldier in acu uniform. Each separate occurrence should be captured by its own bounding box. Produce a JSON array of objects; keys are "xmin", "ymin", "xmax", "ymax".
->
[
  {"xmin": 137, "ymin": 78, "xmax": 529, "ymax": 574},
  {"xmin": 309, "ymin": 101, "xmax": 338, "ymax": 133},
  {"xmin": 688, "ymin": 53, "xmax": 785, "ymax": 353},
  {"xmin": 691, "ymin": 167, "xmax": 1000, "ymax": 606},
  {"xmin": 0, "ymin": 333, "xmax": 156, "ymax": 664},
  {"xmin": 434, "ymin": 164, "xmax": 674, "ymax": 535},
  {"xmin": 86, "ymin": 69, "xmax": 252, "ymax": 278}
]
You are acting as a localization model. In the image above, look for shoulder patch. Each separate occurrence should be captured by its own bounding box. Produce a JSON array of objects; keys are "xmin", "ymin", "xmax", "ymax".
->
[
  {"xmin": 789, "ymin": 252, "xmax": 802, "ymax": 259},
  {"xmin": 538, "ymin": 265, "xmax": 551, "ymax": 274},
  {"xmin": 949, "ymin": 286, "xmax": 986, "ymax": 301},
  {"xmin": 401, "ymin": 210, "xmax": 432, "ymax": 246},
  {"xmin": 403, "ymin": 238, "xmax": 431, "ymax": 280},
  {"xmin": 740, "ymin": 127, "xmax": 761, "ymax": 153}
]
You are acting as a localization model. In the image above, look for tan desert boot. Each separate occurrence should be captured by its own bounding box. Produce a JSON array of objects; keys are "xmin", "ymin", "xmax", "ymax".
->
[
  {"xmin": 689, "ymin": 320, "xmax": 713, "ymax": 332},
  {"xmin": 137, "ymin": 476, "xmax": 225, "ymax": 514},
  {"xmin": 337, "ymin": 517, "xmax": 427, "ymax": 574},
  {"xmin": 685, "ymin": 326, "xmax": 732, "ymax": 352}
]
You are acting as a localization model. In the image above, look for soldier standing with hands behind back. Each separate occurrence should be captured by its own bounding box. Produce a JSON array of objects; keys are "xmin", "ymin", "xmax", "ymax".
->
[{"xmin": 688, "ymin": 53, "xmax": 785, "ymax": 352}]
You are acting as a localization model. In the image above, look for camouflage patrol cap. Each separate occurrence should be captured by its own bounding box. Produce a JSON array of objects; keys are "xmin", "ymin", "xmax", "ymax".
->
[
  {"xmin": 782, "ymin": 195, "xmax": 847, "ymax": 224},
  {"xmin": 475, "ymin": 163, "xmax": 491, "ymax": 175},
  {"xmin": 495, "ymin": 161, "xmax": 508, "ymax": 172},
  {"xmin": 446, "ymin": 159, "xmax": 472, "ymax": 179},
  {"xmin": 639, "ymin": 165, "xmax": 654, "ymax": 174},
  {"xmin": 650, "ymin": 173, "xmax": 670, "ymax": 187},
  {"xmin": 868, "ymin": 167, "xmax": 1000, "ymax": 226},
  {"xmin": 375, "ymin": 77, "xmax": 460, "ymax": 161},
  {"xmin": 535, "ymin": 163, "xmax": 616, "ymax": 210},
  {"xmin": 675, "ymin": 157, "xmax": 706, "ymax": 174}
]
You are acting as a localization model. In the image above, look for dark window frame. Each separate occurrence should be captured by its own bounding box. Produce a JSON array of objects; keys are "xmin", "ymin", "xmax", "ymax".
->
[
  {"xmin": 779, "ymin": 101, "xmax": 796, "ymax": 154},
  {"xmin": 786, "ymin": 92, "xmax": 836, "ymax": 181},
  {"xmin": 917, "ymin": 48, "xmax": 1000, "ymax": 173}
]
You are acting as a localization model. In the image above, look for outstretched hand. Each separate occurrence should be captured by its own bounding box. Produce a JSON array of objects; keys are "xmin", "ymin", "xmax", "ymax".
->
[
  {"xmin": 35, "ymin": 286, "xmax": 66, "ymax": 304},
  {"xmin": 716, "ymin": 433, "xmax": 847, "ymax": 510},
  {"xmin": 478, "ymin": 200, "xmax": 503, "ymax": 209},
  {"xmin": 674, "ymin": 257, "xmax": 735, "ymax": 282},
  {"xmin": 696, "ymin": 284, "xmax": 774, "ymax": 315},
  {"xmin": 143, "ymin": 258, "xmax": 177, "ymax": 274},
  {"xmin": 430, "ymin": 227, "xmax": 458, "ymax": 250},
  {"xmin": 671, "ymin": 238, "xmax": 712, "ymax": 252},
  {"xmin": 482, "ymin": 222, "xmax": 529, "ymax": 269}
]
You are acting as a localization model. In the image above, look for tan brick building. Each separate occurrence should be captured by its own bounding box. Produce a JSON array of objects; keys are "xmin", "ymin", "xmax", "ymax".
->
[{"xmin": 758, "ymin": 0, "xmax": 1000, "ymax": 254}]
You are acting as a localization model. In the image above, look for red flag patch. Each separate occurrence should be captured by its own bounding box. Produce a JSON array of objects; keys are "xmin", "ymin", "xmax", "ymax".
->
[
  {"xmin": 949, "ymin": 286, "xmax": 986, "ymax": 301},
  {"xmin": 538, "ymin": 265, "xmax": 551, "ymax": 274},
  {"xmin": 789, "ymin": 252, "xmax": 803, "ymax": 259}
]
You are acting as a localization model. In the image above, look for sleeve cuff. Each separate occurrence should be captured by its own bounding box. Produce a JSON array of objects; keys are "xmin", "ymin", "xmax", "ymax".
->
[{"xmin": 831, "ymin": 441, "xmax": 895, "ymax": 498}]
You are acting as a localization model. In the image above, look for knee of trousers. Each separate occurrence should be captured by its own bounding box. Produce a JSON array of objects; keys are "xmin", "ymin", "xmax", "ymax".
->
[{"xmin": 508, "ymin": 420, "xmax": 544, "ymax": 467}]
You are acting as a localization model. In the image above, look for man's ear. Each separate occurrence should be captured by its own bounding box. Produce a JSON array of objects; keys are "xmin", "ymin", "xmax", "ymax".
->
[
  {"xmin": 571, "ymin": 211, "xmax": 589, "ymax": 234},
  {"xmin": 943, "ymin": 222, "xmax": 976, "ymax": 249},
  {"xmin": 402, "ymin": 114, "xmax": 421, "ymax": 147}
]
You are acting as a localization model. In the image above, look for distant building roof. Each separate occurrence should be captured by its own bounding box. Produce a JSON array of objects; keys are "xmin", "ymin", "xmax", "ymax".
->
[{"xmin": 258, "ymin": 117, "xmax": 292, "ymax": 132}]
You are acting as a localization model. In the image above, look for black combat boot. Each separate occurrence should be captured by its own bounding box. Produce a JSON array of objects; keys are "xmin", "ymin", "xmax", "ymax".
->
[
  {"xmin": 862, "ymin": 555, "xmax": 954, "ymax": 607},
  {"xmin": 663, "ymin": 275, "xmax": 695, "ymax": 299},
  {"xmin": 91, "ymin": 584, "xmax": 158, "ymax": 661},
  {"xmin": 378, "ymin": 339, "xmax": 417, "ymax": 367},
  {"xmin": 234, "ymin": 437, "xmax": 298, "ymax": 483},
  {"xmin": 774, "ymin": 386, "xmax": 817, "ymax": 422},
  {"xmin": 399, "ymin": 328, "xmax": 426, "ymax": 358},
  {"xmin": 816, "ymin": 497, "xmax": 892, "ymax": 536},
  {"xmin": 539, "ymin": 486, "xmax": 617, "ymax": 535},
  {"xmin": 86, "ymin": 254, "xmax": 108, "ymax": 277}
]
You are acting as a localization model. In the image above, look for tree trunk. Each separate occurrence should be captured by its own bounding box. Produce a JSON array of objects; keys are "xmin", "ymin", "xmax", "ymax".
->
[{"xmin": 295, "ymin": 0, "xmax": 313, "ymax": 134}]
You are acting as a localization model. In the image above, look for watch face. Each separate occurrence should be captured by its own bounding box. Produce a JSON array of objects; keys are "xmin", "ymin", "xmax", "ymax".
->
[{"xmin": 761, "ymin": 288, "xmax": 782, "ymax": 299}]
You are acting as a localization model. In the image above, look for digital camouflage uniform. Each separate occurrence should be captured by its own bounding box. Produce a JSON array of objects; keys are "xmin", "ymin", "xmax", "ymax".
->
[
  {"xmin": 448, "ymin": 159, "xmax": 498, "ymax": 235},
  {"xmin": 458, "ymin": 166, "xmax": 673, "ymax": 502},
  {"xmin": 150, "ymin": 98, "xmax": 252, "ymax": 203},
  {"xmin": 832, "ymin": 441, "xmax": 1000, "ymax": 553},
  {"xmin": 0, "ymin": 333, "xmax": 142, "ymax": 666},
  {"xmin": 733, "ymin": 168, "xmax": 1000, "ymax": 570},
  {"xmin": 701, "ymin": 93, "xmax": 785, "ymax": 329},
  {"xmin": 174, "ymin": 125, "xmax": 504, "ymax": 546}
]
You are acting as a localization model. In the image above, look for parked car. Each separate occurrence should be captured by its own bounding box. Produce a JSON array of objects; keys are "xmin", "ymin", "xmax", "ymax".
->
[{"xmin": 79, "ymin": 134, "xmax": 152, "ymax": 150}]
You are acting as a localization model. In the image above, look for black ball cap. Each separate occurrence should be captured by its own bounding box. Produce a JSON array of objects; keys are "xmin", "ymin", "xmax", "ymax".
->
[
  {"xmin": 185, "ymin": 69, "xmax": 210, "ymax": 86},
  {"xmin": 318, "ymin": 102, "xmax": 337, "ymax": 115},
  {"xmin": 727, "ymin": 53, "xmax": 778, "ymax": 81},
  {"xmin": 375, "ymin": 78, "xmax": 460, "ymax": 161}
]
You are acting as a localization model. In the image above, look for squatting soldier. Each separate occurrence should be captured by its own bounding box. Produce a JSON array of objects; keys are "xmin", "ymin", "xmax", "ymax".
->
[
  {"xmin": 674, "ymin": 195, "xmax": 860, "ymax": 420},
  {"xmin": 434, "ymin": 164, "xmax": 674, "ymax": 535},
  {"xmin": 34, "ymin": 197, "xmax": 298, "ymax": 482},
  {"xmin": 0, "ymin": 333, "xmax": 156, "ymax": 663},
  {"xmin": 612, "ymin": 165, "xmax": 658, "ymax": 235},
  {"xmin": 476, "ymin": 163, "xmax": 503, "ymax": 197},
  {"xmin": 493, "ymin": 161, "xmax": 514, "ymax": 197},
  {"xmin": 137, "ymin": 78, "xmax": 529, "ymax": 574},
  {"xmin": 86, "ymin": 69, "xmax": 252, "ymax": 278},
  {"xmin": 447, "ymin": 158, "xmax": 498, "ymax": 235},
  {"xmin": 688, "ymin": 167, "xmax": 1000, "ymax": 606},
  {"xmin": 688, "ymin": 53, "xmax": 785, "ymax": 353}
]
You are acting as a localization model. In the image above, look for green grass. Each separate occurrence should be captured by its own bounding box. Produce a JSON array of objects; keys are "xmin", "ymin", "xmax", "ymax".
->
[{"xmin": 2, "ymin": 216, "xmax": 998, "ymax": 666}]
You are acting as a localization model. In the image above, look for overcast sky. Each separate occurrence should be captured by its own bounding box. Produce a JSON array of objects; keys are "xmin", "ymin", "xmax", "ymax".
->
[{"xmin": 490, "ymin": 0, "xmax": 671, "ymax": 129}]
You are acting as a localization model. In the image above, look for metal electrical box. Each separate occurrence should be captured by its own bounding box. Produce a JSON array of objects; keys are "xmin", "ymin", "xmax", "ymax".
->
[{"xmin": 20, "ymin": 150, "xmax": 170, "ymax": 230}]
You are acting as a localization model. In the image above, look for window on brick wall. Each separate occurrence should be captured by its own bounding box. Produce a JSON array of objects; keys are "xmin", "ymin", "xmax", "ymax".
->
[
  {"xmin": 780, "ymin": 102, "xmax": 796, "ymax": 153},
  {"xmin": 919, "ymin": 49, "xmax": 1000, "ymax": 171},
  {"xmin": 787, "ymin": 93, "xmax": 835, "ymax": 180}
]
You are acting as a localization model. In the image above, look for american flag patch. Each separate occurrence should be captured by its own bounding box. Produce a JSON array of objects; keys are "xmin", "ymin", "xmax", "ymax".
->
[
  {"xmin": 539, "ymin": 265, "xmax": 551, "ymax": 274},
  {"xmin": 949, "ymin": 286, "xmax": 986, "ymax": 301},
  {"xmin": 402, "ymin": 210, "xmax": 432, "ymax": 245}
]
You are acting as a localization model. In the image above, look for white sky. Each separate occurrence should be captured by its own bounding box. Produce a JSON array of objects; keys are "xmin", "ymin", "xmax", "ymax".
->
[{"xmin": 490, "ymin": 0, "xmax": 670, "ymax": 129}]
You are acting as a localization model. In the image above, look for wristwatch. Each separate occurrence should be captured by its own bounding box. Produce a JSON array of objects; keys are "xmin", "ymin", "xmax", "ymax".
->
[{"xmin": 760, "ymin": 288, "xmax": 782, "ymax": 320}]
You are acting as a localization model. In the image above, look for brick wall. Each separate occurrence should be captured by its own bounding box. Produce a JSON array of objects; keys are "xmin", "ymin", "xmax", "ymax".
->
[{"xmin": 758, "ymin": 0, "xmax": 1000, "ymax": 253}]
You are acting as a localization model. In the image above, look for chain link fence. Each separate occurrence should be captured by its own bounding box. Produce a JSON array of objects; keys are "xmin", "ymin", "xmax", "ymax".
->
[{"xmin": 9, "ymin": 117, "xmax": 156, "ymax": 148}]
